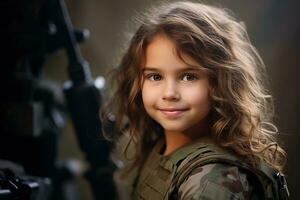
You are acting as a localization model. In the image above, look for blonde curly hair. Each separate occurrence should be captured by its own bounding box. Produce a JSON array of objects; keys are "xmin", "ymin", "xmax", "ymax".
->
[{"xmin": 105, "ymin": 1, "xmax": 286, "ymax": 172}]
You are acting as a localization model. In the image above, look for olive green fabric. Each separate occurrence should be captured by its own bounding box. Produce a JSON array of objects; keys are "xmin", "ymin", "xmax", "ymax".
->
[
  {"xmin": 133, "ymin": 138, "xmax": 255, "ymax": 200},
  {"xmin": 113, "ymin": 134, "xmax": 289, "ymax": 200}
]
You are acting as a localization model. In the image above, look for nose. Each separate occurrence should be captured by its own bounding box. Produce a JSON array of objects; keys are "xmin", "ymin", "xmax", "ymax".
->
[{"xmin": 162, "ymin": 80, "xmax": 180, "ymax": 101}]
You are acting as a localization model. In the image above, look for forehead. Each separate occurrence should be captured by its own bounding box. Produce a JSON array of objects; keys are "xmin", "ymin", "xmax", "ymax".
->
[{"xmin": 144, "ymin": 33, "xmax": 202, "ymax": 71}]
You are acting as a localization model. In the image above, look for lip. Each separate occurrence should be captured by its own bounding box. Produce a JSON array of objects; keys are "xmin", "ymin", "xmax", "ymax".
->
[{"xmin": 158, "ymin": 108, "xmax": 188, "ymax": 118}]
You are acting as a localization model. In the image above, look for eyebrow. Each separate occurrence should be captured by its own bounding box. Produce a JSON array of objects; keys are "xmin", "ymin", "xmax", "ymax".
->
[
  {"xmin": 142, "ymin": 67, "xmax": 160, "ymax": 72},
  {"xmin": 143, "ymin": 66, "xmax": 204, "ymax": 73}
]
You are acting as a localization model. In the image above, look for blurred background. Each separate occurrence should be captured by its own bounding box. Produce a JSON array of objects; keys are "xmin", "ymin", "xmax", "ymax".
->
[{"xmin": 1, "ymin": 0, "xmax": 299, "ymax": 199}]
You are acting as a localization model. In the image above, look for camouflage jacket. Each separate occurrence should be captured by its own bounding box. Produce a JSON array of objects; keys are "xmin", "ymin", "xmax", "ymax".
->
[{"xmin": 113, "ymin": 135, "xmax": 286, "ymax": 200}]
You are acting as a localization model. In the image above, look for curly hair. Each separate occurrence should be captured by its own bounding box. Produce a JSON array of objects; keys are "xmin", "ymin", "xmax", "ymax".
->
[{"xmin": 104, "ymin": 1, "xmax": 286, "ymax": 172}]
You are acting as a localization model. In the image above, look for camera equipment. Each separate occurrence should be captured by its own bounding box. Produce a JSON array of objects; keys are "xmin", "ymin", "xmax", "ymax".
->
[
  {"xmin": 0, "ymin": 160, "xmax": 51, "ymax": 200},
  {"xmin": 1, "ymin": 0, "xmax": 116, "ymax": 199}
]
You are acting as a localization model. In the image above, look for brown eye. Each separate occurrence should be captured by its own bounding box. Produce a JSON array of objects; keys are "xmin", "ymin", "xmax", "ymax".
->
[
  {"xmin": 147, "ymin": 73, "xmax": 162, "ymax": 81},
  {"xmin": 182, "ymin": 73, "xmax": 198, "ymax": 81}
]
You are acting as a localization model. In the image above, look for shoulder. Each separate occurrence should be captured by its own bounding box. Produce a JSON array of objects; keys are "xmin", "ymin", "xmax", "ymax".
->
[{"xmin": 177, "ymin": 163, "xmax": 254, "ymax": 200}]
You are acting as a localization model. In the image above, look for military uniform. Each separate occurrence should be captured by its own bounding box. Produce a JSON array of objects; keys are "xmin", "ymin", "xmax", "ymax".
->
[{"xmin": 114, "ymin": 134, "xmax": 288, "ymax": 200}]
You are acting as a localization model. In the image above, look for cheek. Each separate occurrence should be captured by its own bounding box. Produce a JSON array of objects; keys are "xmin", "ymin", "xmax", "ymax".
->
[
  {"xmin": 141, "ymin": 83, "xmax": 156, "ymax": 108},
  {"xmin": 183, "ymin": 85, "xmax": 211, "ymax": 109}
]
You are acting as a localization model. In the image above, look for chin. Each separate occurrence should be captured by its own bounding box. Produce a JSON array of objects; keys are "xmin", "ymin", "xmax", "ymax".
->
[{"xmin": 161, "ymin": 125, "xmax": 187, "ymax": 133}]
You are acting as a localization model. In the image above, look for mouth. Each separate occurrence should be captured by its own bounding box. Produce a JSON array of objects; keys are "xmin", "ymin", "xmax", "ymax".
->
[{"xmin": 158, "ymin": 108, "xmax": 188, "ymax": 118}]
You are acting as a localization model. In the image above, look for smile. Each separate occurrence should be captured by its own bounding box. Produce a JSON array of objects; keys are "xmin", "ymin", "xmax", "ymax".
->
[{"xmin": 158, "ymin": 108, "xmax": 188, "ymax": 118}]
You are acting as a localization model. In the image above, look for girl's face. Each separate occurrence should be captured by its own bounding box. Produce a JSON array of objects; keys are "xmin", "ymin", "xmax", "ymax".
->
[{"xmin": 141, "ymin": 33, "xmax": 211, "ymax": 137}]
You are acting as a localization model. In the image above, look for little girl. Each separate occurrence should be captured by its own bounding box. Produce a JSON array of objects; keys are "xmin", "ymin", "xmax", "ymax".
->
[{"xmin": 104, "ymin": 1, "xmax": 289, "ymax": 199}]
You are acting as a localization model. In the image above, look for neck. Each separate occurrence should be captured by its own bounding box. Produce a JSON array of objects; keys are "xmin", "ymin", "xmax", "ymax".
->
[
  {"xmin": 163, "ymin": 132, "xmax": 192, "ymax": 155},
  {"xmin": 163, "ymin": 120, "xmax": 209, "ymax": 156}
]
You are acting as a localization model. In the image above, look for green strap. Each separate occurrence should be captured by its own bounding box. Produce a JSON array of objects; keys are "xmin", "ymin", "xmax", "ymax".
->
[{"xmin": 167, "ymin": 137, "xmax": 215, "ymax": 165}]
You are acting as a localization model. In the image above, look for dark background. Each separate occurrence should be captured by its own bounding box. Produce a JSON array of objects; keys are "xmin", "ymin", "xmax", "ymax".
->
[{"xmin": 9, "ymin": 0, "xmax": 300, "ymax": 199}]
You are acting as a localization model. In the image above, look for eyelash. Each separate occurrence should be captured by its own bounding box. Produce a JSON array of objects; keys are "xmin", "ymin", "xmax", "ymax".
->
[
  {"xmin": 145, "ymin": 73, "xmax": 199, "ymax": 81},
  {"xmin": 181, "ymin": 73, "xmax": 199, "ymax": 81},
  {"xmin": 146, "ymin": 73, "xmax": 162, "ymax": 81}
]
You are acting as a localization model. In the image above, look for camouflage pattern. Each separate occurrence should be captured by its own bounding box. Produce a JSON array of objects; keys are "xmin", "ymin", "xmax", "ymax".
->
[
  {"xmin": 115, "ymin": 135, "xmax": 262, "ymax": 200},
  {"xmin": 114, "ymin": 135, "xmax": 289, "ymax": 200},
  {"xmin": 176, "ymin": 163, "xmax": 253, "ymax": 199},
  {"xmin": 131, "ymin": 138, "xmax": 257, "ymax": 200}
]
